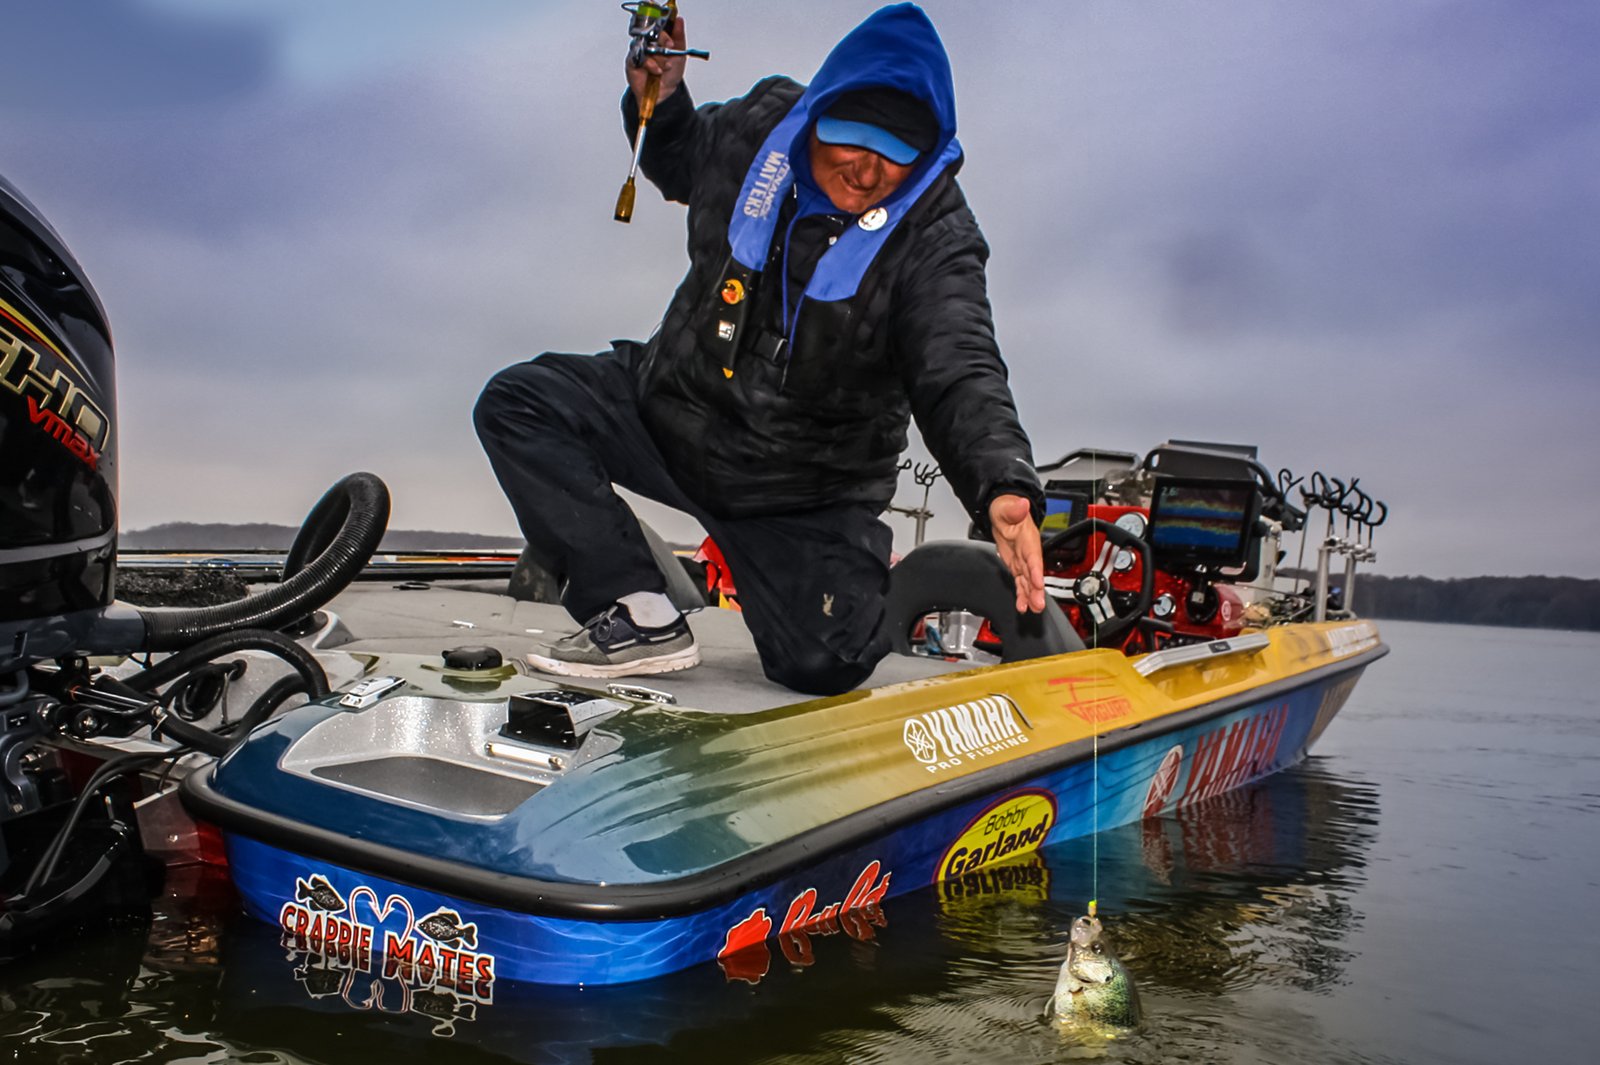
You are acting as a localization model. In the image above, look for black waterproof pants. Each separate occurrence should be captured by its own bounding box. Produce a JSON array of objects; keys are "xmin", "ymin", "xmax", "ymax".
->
[{"xmin": 473, "ymin": 346, "xmax": 893, "ymax": 695}]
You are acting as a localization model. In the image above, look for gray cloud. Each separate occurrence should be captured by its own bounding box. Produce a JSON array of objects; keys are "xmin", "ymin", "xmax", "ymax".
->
[{"xmin": 0, "ymin": 0, "xmax": 277, "ymax": 115}]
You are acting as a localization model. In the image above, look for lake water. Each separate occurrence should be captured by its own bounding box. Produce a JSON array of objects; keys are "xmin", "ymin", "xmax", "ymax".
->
[{"xmin": 3, "ymin": 619, "xmax": 1597, "ymax": 1063}]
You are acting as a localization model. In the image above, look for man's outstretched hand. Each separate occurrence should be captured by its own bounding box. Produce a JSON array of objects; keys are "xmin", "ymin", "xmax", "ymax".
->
[{"xmin": 990, "ymin": 493, "xmax": 1046, "ymax": 614}]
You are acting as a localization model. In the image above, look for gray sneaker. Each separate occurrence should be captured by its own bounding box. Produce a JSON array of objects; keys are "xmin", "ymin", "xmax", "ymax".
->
[{"xmin": 525, "ymin": 604, "xmax": 700, "ymax": 678}]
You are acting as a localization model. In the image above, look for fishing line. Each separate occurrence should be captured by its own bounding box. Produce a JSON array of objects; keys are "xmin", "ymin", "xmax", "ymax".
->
[
  {"xmin": 1091, "ymin": 713, "xmax": 1099, "ymax": 914},
  {"xmin": 1089, "ymin": 529, "xmax": 1101, "ymax": 916}
]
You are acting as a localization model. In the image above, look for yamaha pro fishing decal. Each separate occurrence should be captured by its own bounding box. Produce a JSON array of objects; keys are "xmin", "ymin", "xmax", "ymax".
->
[{"xmin": 902, "ymin": 694, "xmax": 1030, "ymax": 773}]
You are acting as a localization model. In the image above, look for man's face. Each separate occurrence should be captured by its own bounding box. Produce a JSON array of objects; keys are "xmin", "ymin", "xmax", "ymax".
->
[{"xmin": 808, "ymin": 132, "xmax": 916, "ymax": 215}]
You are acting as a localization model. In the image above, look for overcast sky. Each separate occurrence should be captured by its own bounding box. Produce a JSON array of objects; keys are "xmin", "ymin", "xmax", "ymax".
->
[{"xmin": 3, "ymin": 0, "xmax": 1596, "ymax": 578}]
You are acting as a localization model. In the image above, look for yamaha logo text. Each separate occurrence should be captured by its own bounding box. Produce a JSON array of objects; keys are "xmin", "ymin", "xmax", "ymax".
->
[{"xmin": 902, "ymin": 694, "xmax": 1030, "ymax": 773}]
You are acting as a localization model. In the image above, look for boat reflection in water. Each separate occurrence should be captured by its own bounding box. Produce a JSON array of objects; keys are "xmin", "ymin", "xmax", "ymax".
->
[{"xmin": 0, "ymin": 760, "xmax": 1379, "ymax": 1062}]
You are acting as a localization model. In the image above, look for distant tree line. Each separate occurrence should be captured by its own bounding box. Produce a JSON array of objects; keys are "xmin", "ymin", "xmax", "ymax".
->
[
  {"xmin": 121, "ymin": 522, "xmax": 524, "ymax": 552},
  {"xmin": 1346, "ymin": 574, "xmax": 1600, "ymax": 631},
  {"xmin": 120, "ymin": 526, "xmax": 1597, "ymax": 631}
]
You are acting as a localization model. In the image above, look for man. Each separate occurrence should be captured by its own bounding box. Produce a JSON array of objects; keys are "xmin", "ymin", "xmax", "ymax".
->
[{"xmin": 475, "ymin": 3, "xmax": 1044, "ymax": 695}]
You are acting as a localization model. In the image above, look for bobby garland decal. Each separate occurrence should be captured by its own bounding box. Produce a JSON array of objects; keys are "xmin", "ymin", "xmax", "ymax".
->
[
  {"xmin": 938, "ymin": 853, "xmax": 1050, "ymax": 907},
  {"xmin": 278, "ymin": 878, "xmax": 497, "ymax": 1011},
  {"xmin": 902, "ymin": 694, "xmax": 1030, "ymax": 773},
  {"xmin": 937, "ymin": 790, "xmax": 1057, "ymax": 880}
]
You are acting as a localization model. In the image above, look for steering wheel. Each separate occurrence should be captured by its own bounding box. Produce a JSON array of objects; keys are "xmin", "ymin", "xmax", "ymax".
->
[{"xmin": 1040, "ymin": 518, "xmax": 1155, "ymax": 646}]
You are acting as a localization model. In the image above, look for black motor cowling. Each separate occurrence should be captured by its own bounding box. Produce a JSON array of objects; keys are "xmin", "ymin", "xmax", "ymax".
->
[{"xmin": 0, "ymin": 176, "xmax": 117, "ymax": 632}]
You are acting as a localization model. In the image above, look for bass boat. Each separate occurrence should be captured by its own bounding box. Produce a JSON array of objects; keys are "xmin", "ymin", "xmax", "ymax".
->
[{"xmin": 0, "ymin": 170, "xmax": 1388, "ymax": 989}]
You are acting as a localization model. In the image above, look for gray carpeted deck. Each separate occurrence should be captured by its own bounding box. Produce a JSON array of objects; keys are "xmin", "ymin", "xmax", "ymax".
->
[{"xmin": 323, "ymin": 579, "xmax": 972, "ymax": 713}]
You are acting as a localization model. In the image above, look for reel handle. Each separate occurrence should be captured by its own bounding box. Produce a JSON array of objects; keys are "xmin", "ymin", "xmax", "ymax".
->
[
  {"xmin": 613, "ymin": 178, "xmax": 638, "ymax": 224},
  {"xmin": 614, "ymin": 2, "xmax": 706, "ymax": 223},
  {"xmin": 615, "ymin": 75, "xmax": 661, "ymax": 223}
]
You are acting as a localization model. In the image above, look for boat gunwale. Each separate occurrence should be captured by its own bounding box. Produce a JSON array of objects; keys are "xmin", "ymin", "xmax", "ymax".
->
[{"xmin": 180, "ymin": 641, "xmax": 1389, "ymax": 921}]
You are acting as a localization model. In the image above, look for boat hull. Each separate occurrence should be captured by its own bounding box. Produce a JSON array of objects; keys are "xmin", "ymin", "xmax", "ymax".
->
[{"xmin": 198, "ymin": 630, "xmax": 1382, "ymax": 986}]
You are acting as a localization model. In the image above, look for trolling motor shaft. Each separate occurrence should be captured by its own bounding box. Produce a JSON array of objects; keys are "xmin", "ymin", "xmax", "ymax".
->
[{"xmin": 615, "ymin": 1, "xmax": 710, "ymax": 223}]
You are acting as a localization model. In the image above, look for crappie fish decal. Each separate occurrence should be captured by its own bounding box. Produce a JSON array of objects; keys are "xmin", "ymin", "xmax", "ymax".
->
[
  {"xmin": 277, "ymin": 876, "xmax": 499, "ymax": 1021},
  {"xmin": 416, "ymin": 908, "xmax": 479, "ymax": 949},
  {"xmin": 295, "ymin": 874, "xmax": 347, "ymax": 912},
  {"xmin": 293, "ymin": 960, "xmax": 345, "ymax": 999},
  {"xmin": 410, "ymin": 986, "xmax": 479, "ymax": 1038}
]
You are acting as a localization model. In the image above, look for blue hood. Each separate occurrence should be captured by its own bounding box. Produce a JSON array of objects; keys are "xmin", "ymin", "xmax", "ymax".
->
[
  {"xmin": 727, "ymin": 4, "xmax": 962, "ymax": 302},
  {"xmin": 796, "ymin": 2, "xmax": 958, "ymax": 173}
]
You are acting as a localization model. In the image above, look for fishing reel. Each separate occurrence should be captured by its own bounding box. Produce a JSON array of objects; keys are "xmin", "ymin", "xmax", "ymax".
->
[
  {"xmin": 621, "ymin": 1, "xmax": 710, "ymax": 67},
  {"xmin": 615, "ymin": 1, "xmax": 710, "ymax": 222}
]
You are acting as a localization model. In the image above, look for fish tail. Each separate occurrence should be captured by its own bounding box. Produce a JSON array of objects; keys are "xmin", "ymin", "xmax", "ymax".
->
[{"xmin": 463, "ymin": 925, "xmax": 477, "ymax": 949}]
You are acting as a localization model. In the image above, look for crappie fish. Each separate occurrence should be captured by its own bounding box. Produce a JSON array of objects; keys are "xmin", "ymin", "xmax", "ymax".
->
[
  {"xmin": 1051, "ymin": 914, "xmax": 1141, "ymax": 1031},
  {"xmin": 294, "ymin": 875, "xmax": 346, "ymax": 913},
  {"xmin": 416, "ymin": 907, "xmax": 478, "ymax": 948}
]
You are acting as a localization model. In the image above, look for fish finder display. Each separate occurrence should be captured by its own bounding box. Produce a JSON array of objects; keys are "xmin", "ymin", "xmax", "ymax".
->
[
  {"xmin": 1147, "ymin": 477, "xmax": 1258, "ymax": 567},
  {"xmin": 1040, "ymin": 492, "xmax": 1085, "ymax": 535}
]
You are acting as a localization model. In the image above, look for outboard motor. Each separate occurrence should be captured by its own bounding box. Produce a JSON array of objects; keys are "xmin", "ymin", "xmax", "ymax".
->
[
  {"xmin": 0, "ymin": 175, "xmax": 120, "ymax": 664},
  {"xmin": 0, "ymin": 175, "xmax": 387, "ymax": 947}
]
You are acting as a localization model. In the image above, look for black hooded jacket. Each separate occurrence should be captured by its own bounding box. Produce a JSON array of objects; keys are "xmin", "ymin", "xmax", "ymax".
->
[{"xmin": 621, "ymin": 11, "xmax": 1042, "ymax": 531}]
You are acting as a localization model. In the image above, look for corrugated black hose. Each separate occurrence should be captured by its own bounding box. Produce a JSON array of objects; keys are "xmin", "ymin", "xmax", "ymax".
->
[{"xmin": 135, "ymin": 471, "xmax": 389, "ymax": 651}]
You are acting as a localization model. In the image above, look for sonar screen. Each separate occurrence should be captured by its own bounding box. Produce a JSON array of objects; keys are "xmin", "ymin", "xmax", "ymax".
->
[
  {"xmin": 1147, "ymin": 476, "xmax": 1259, "ymax": 568},
  {"xmin": 1040, "ymin": 491, "xmax": 1087, "ymax": 536}
]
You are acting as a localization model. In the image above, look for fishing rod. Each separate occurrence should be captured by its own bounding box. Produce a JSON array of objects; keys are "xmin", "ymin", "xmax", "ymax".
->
[{"xmin": 615, "ymin": 1, "xmax": 710, "ymax": 223}]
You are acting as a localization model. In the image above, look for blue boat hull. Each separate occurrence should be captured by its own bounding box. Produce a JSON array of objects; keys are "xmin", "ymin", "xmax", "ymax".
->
[{"xmin": 220, "ymin": 662, "xmax": 1367, "ymax": 986}]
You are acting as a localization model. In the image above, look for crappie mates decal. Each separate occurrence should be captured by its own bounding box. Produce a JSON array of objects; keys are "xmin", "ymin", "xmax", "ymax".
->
[
  {"xmin": 278, "ymin": 876, "xmax": 497, "ymax": 1004},
  {"xmin": 938, "ymin": 789, "xmax": 1057, "ymax": 880},
  {"xmin": 902, "ymin": 694, "xmax": 1030, "ymax": 773},
  {"xmin": 282, "ymin": 927, "xmax": 486, "ymax": 1038}
]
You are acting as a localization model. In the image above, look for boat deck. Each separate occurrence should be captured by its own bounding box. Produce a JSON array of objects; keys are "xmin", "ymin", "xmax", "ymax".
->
[{"xmin": 322, "ymin": 579, "xmax": 970, "ymax": 714}]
